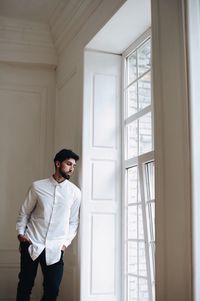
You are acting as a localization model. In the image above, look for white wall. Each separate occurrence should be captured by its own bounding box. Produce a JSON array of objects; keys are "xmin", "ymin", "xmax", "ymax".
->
[
  {"xmin": 55, "ymin": 0, "xmax": 193, "ymax": 300},
  {"xmin": 0, "ymin": 1, "xmax": 127, "ymax": 300},
  {"xmin": 0, "ymin": 0, "xmax": 193, "ymax": 300},
  {"xmin": 82, "ymin": 50, "xmax": 122, "ymax": 301},
  {"xmin": 0, "ymin": 62, "xmax": 56, "ymax": 300},
  {"xmin": 0, "ymin": 16, "xmax": 57, "ymax": 66},
  {"xmin": 54, "ymin": 2, "xmax": 126, "ymax": 298},
  {"xmin": 152, "ymin": 0, "xmax": 192, "ymax": 300},
  {"xmin": 0, "ymin": 15, "xmax": 56, "ymax": 301}
]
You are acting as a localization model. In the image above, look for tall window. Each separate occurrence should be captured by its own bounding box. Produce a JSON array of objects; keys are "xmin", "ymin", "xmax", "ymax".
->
[{"xmin": 122, "ymin": 33, "xmax": 155, "ymax": 301}]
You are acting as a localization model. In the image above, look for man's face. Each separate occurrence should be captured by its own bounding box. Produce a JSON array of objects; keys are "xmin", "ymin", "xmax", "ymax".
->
[{"xmin": 57, "ymin": 158, "xmax": 76, "ymax": 180}]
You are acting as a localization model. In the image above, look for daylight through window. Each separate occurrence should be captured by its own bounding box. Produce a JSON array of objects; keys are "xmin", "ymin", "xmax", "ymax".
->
[{"xmin": 122, "ymin": 34, "xmax": 155, "ymax": 301}]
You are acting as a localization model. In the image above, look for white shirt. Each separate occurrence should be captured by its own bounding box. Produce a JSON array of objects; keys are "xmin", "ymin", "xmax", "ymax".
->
[{"xmin": 16, "ymin": 176, "xmax": 81, "ymax": 265}]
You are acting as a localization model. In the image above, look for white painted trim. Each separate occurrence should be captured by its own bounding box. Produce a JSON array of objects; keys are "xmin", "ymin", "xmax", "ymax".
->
[
  {"xmin": 121, "ymin": 44, "xmax": 126, "ymax": 301},
  {"xmin": 82, "ymin": 50, "xmax": 122, "ymax": 301},
  {"xmin": 51, "ymin": 0, "xmax": 103, "ymax": 54},
  {"xmin": 186, "ymin": 0, "xmax": 200, "ymax": 300},
  {"xmin": 124, "ymin": 152, "xmax": 155, "ymax": 169},
  {"xmin": 122, "ymin": 28, "xmax": 151, "ymax": 59},
  {"xmin": 56, "ymin": 68, "xmax": 77, "ymax": 90},
  {"xmin": 124, "ymin": 105, "xmax": 152, "ymax": 125}
]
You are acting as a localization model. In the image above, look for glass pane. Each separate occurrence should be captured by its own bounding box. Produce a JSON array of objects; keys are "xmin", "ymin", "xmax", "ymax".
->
[
  {"xmin": 127, "ymin": 167, "xmax": 141, "ymax": 204},
  {"xmin": 146, "ymin": 161, "xmax": 155, "ymax": 200},
  {"xmin": 126, "ymin": 113, "xmax": 152, "ymax": 159},
  {"xmin": 127, "ymin": 120, "xmax": 138, "ymax": 159},
  {"xmin": 138, "ymin": 72, "xmax": 151, "ymax": 110},
  {"xmin": 138, "ymin": 39, "xmax": 151, "ymax": 77},
  {"xmin": 139, "ymin": 278, "xmax": 149, "ymax": 301},
  {"xmin": 149, "ymin": 242, "xmax": 155, "ymax": 279},
  {"xmin": 128, "ymin": 204, "xmax": 144, "ymax": 240},
  {"xmin": 128, "ymin": 205, "xmax": 137, "ymax": 239},
  {"xmin": 147, "ymin": 202, "xmax": 155, "ymax": 239},
  {"xmin": 152, "ymin": 282, "xmax": 155, "ymax": 301},
  {"xmin": 138, "ymin": 205, "xmax": 144, "ymax": 239},
  {"xmin": 127, "ymin": 51, "xmax": 137, "ymax": 85},
  {"xmin": 145, "ymin": 161, "xmax": 155, "ymax": 240},
  {"xmin": 128, "ymin": 241, "xmax": 137, "ymax": 274},
  {"xmin": 138, "ymin": 242, "xmax": 147, "ymax": 277},
  {"xmin": 139, "ymin": 112, "xmax": 152, "ymax": 155},
  {"xmin": 127, "ymin": 82, "xmax": 138, "ymax": 116},
  {"xmin": 128, "ymin": 276, "xmax": 138, "ymax": 301}
]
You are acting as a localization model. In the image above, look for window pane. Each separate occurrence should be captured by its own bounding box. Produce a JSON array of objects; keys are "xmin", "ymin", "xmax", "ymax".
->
[
  {"xmin": 127, "ymin": 51, "xmax": 137, "ymax": 85},
  {"xmin": 128, "ymin": 241, "xmax": 148, "ymax": 278},
  {"xmin": 144, "ymin": 160, "xmax": 155, "ymax": 292},
  {"xmin": 138, "ymin": 242, "xmax": 147, "ymax": 277},
  {"xmin": 127, "ymin": 82, "xmax": 138, "ymax": 116},
  {"xmin": 127, "ymin": 120, "xmax": 138, "ymax": 159},
  {"xmin": 128, "ymin": 204, "xmax": 144, "ymax": 240},
  {"xmin": 146, "ymin": 161, "xmax": 155, "ymax": 200},
  {"xmin": 128, "ymin": 241, "xmax": 137, "ymax": 274},
  {"xmin": 127, "ymin": 167, "xmax": 141, "ymax": 204},
  {"xmin": 126, "ymin": 113, "xmax": 152, "ymax": 159},
  {"xmin": 149, "ymin": 242, "xmax": 155, "ymax": 279},
  {"xmin": 138, "ymin": 205, "xmax": 144, "ymax": 239},
  {"xmin": 147, "ymin": 202, "xmax": 155, "ymax": 239},
  {"xmin": 145, "ymin": 161, "xmax": 155, "ymax": 240},
  {"xmin": 138, "ymin": 39, "xmax": 151, "ymax": 77},
  {"xmin": 138, "ymin": 72, "xmax": 151, "ymax": 110},
  {"xmin": 128, "ymin": 205, "xmax": 137, "ymax": 239},
  {"xmin": 139, "ymin": 112, "xmax": 152, "ymax": 155},
  {"xmin": 139, "ymin": 278, "xmax": 149, "ymax": 301},
  {"xmin": 126, "ymin": 71, "xmax": 151, "ymax": 118},
  {"xmin": 124, "ymin": 36, "xmax": 154, "ymax": 301},
  {"xmin": 128, "ymin": 276, "xmax": 138, "ymax": 301}
]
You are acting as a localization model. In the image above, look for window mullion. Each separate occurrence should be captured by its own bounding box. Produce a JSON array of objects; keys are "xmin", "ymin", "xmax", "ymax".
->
[
  {"xmin": 125, "ymin": 68, "xmax": 151, "ymax": 89},
  {"xmin": 124, "ymin": 105, "xmax": 152, "ymax": 125},
  {"xmin": 138, "ymin": 161, "xmax": 153, "ymax": 301}
]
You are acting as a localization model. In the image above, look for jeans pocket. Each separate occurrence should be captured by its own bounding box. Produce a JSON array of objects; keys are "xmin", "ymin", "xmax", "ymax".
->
[{"xmin": 19, "ymin": 241, "xmax": 30, "ymax": 252}]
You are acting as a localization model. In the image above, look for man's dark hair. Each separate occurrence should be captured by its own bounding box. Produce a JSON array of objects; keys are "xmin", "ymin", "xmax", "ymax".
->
[{"xmin": 54, "ymin": 149, "xmax": 79, "ymax": 165}]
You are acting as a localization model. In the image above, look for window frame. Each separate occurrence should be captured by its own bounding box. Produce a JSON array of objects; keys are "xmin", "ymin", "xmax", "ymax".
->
[{"xmin": 121, "ymin": 28, "xmax": 155, "ymax": 301}]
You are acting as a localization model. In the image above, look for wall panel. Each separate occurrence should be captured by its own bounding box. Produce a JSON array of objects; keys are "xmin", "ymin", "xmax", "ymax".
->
[
  {"xmin": 0, "ymin": 64, "xmax": 55, "ymax": 301},
  {"xmin": 90, "ymin": 214, "xmax": 115, "ymax": 295},
  {"xmin": 82, "ymin": 50, "xmax": 121, "ymax": 301}
]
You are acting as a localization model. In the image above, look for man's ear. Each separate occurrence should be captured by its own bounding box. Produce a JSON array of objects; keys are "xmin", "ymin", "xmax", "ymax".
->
[{"xmin": 55, "ymin": 161, "xmax": 61, "ymax": 168}]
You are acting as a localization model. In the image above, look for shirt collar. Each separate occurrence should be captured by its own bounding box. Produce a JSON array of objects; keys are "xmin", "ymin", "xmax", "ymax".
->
[{"xmin": 49, "ymin": 176, "xmax": 68, "ymax": 187}]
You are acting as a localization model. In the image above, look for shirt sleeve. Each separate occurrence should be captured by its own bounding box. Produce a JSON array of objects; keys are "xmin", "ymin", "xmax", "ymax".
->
[
  {"xmin": 64, "ymin": 188, "xmax": 81, "ymax": 248},
  {"xmin": 16, "ymin": 184, "xmax": 37, "ymax": 235}
]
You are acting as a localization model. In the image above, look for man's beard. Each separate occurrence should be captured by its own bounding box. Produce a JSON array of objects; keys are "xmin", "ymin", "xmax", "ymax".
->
[{"xmin": 59, "ymin": 167, "xmax": 70, "ymax": 180}]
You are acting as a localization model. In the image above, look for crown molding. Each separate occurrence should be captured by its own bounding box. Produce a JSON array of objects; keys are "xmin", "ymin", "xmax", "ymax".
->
[
  {"xmin": 49, "ymin": 0, "xmax": 103, "ymax": 54},
  {"xmin": 0, "ymin": 16, "xmax": 57, "ymax": 66}
]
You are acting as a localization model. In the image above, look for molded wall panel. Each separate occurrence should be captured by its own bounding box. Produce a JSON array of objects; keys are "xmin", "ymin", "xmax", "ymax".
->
[
  {"xmin": 93, "ymin": 74, "xmax": 117, "ymax": 148},
  {"xmin": 0, "ymin": 64, "xmax": 55, "ymax": 301},
  {"xmin": 90, "ymin": 214, "xmax": 115, "ymax": 294},
  {"xmin": 82, "ymin": 50, "xmax": 121, "ymax": 301},
  {"xmin": 91, "ymin": 160, "xmax": 116, "ymax": 201}
]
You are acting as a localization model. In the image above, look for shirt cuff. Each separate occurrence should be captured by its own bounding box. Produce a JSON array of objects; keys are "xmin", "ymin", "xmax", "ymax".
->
[{"xmin": 17, "ymin": 229, "xmax": 25, "ymax": 236}]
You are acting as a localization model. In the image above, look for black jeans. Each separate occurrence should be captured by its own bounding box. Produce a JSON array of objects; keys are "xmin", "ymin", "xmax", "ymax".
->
[{"xmin": 16, "ymin": 242, "xmax": 64, "ymax": 301}]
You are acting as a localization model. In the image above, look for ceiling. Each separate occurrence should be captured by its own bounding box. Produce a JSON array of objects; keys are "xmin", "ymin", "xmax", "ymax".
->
[
  {"xmin": 87, "ymin": 0, "xmax": 151, "ymax": 54},
  {"xmin": 0, "ymin": 0, "xmax": 151, "ymax": 54},
  {"xmin": 0, "ymin": 0, "xmax": 64, "ymax": 23}
]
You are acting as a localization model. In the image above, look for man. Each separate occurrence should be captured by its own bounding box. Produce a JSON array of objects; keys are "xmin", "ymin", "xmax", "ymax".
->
[{"xmin": 16, "ymin": 149, "xmax": 81, "ymax": 301}]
